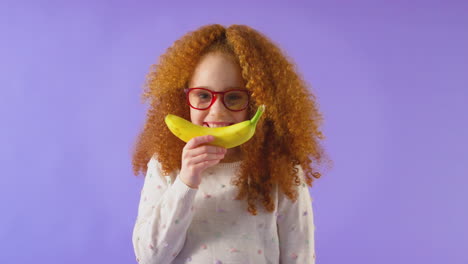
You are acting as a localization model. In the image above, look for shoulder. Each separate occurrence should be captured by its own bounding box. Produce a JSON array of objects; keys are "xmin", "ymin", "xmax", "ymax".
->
[
  {"xmin": 280, "ymin": 164, "xmax": 313, "ymax": 200},
  {"xmin": 294, "ymin": 164, "xmax": 306, "ymax": 183},
  {"xmin": 147, "ymin": 153, "xmax": 179, "ymax": 179},
  {"xmin": 147, "ymin": 154, "xmax": 160, "ymax": 169}
]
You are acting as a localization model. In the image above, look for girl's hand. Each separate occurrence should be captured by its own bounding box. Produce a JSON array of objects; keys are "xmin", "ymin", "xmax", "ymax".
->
[{"xmin": 179, "ymin": 135, "xmax": 227, "ymax": 189}]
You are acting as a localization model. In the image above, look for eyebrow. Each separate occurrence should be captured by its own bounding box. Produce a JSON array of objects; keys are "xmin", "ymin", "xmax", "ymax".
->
[{"xmin": 193, "ymin": 85, "xmax": 246, "ymax": 90}]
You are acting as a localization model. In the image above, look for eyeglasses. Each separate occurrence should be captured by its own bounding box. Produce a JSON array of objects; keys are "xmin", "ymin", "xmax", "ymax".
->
[{"xmin": 184, "ymin": 87, "xmax": 250, "ymax": 112}]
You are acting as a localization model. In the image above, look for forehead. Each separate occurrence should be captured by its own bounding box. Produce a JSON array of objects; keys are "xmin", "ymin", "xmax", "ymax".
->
[{"xmin": 189, "ymin": 53, "xmax": 245, "ymax": 91}]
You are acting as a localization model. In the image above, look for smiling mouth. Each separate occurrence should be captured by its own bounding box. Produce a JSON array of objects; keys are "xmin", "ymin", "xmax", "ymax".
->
[{"xmin": 203, "ymin": 122, "xmax": 235, "ymax": 127}]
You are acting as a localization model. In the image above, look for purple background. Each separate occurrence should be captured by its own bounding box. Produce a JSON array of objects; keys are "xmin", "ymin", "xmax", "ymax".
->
[{"xmin": 1, "ymin": 0, "xmax": 467, "ymax": 263}]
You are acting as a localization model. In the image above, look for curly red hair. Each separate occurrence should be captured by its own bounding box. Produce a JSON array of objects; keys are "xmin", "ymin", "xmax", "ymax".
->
[{"xmin": 131, "ymin": 24, "xmax": 332, "ymax": 215}]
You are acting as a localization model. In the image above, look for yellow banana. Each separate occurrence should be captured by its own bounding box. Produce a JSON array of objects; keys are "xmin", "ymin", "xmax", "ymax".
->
[{"xmin": 165, "ymin": 105, "xmax": 266, "ymax": 148}]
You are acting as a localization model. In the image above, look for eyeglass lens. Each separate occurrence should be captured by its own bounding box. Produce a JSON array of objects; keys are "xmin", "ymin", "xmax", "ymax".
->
[{"xmin": 188, "ymin": 89, "xmax": 248, "ymax": 111}]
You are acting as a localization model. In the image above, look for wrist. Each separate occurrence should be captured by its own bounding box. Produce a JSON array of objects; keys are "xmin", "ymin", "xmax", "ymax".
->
[{"xmin": 179, "ymin": 175, "xmax": 199, "ymax": 189}]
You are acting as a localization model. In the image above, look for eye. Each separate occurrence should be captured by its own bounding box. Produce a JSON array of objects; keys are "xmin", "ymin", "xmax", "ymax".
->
[
  {"xmin": 195, "ymin": 91, "xmax": 211, "ymax": 100},
  {"xmin": 227, "ymin": 95, "xmax": 241, "ymax": 100}
]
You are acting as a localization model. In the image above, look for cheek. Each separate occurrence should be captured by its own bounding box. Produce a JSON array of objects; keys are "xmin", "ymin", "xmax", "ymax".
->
[
  {"xmin": 189, "ymin": 110, "xmax": 197, "ymax": 124},
  {"xmin": 237, "ymin": 110, "xmax": 249, "ymax": 122},
  {"xmin": 190, "ymin": 110, "xmax": 205, "ymax": 125}
]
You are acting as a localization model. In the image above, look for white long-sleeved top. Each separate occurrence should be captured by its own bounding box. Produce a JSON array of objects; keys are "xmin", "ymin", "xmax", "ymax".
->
[{"xmin": 132, "ymin": 156, "xmax": 316, "ymax": 264}]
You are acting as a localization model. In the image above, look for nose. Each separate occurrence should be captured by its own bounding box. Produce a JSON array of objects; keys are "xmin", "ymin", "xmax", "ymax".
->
[
  {"xmin": 210, "ymin": 94, "xmax": 229, "ymax": 113},
  {"xmin": 211, "ymin": 94, "xmax": 227, "ymax": 110}
]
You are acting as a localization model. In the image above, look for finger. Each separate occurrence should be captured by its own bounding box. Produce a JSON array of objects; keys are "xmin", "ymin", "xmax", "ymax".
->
[
  {"xmin": 191, "ymin": 152, "xmax": 225, "ymax": 165},
  {"xmin": 190, "ymin": 145, "xmax": 226, "ymax": 157},
  {"xmin": 186, "ymin": 135, "xmax": 215, "ymax": 150},
  {"xmin": 192, "ymin": 159, "xmax": 221, "ymax": 172}
]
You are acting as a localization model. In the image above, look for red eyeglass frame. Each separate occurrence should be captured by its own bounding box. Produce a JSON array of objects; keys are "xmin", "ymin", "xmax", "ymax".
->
[{"xmin": 184, "ymin": 87, "xmax": 250, "ymax": 112}]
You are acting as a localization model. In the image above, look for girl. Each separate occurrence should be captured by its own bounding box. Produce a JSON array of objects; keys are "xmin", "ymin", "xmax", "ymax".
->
[{"xmin": 131, "ymin": 24, "xmax": 330, "ymax": 264}]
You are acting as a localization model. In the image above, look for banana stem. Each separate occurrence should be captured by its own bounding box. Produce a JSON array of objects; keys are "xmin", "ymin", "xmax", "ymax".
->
[{"xmin": 250, "ymin": 105, "xmax": 266, "ymax": 125}]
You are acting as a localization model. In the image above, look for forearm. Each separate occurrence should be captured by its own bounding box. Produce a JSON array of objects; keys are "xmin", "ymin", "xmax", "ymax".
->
[{"xmin": 133, "ymin": 176, "xmax": 198, "ymax": 263}]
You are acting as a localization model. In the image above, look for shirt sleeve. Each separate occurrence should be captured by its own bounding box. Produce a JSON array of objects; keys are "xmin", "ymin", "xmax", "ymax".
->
[
  {"xmin": 132, "ymin": 157, "xmax": 199, "ymax": 264},
  {"xmin": 277, "ymin": 165, "xmax": 316, "ymax": 264}
]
